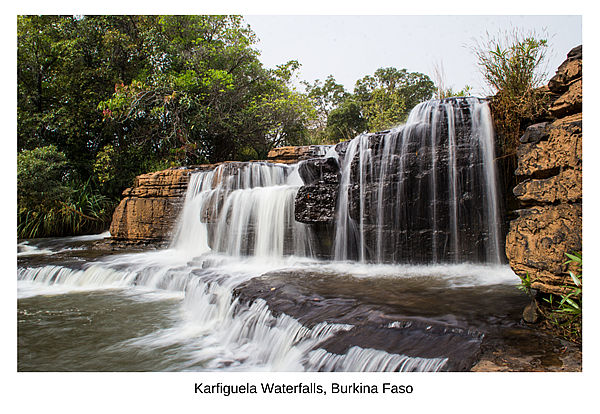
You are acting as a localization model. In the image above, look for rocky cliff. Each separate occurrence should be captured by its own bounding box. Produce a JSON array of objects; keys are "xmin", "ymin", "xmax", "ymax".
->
[{"xmin": 505, "ymin": 45, "xmax": 582, "ymax": 295}]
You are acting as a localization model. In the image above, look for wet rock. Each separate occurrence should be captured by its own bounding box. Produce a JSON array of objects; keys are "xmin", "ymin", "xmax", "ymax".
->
[
  {"xmin": 317, "ymin": 324, "xmax": 483, "ymax": 372},
  {"xmin": 295, "ymin": 157, "xmax": 341, "ymax": 224},
  {"xmin": 298, "ymin": 157, "xmax": 340, "ymax": 185},
  {"xmin": 523, "ymin": 300, "xmax": 539, "ymax": 323},
  {"xmin": 295, "ymin": 184, "xmax": 339, "ymax": 223},
  {"xmin": 233, "ymin": 271, "xmax": 487, "ymax": 371}
]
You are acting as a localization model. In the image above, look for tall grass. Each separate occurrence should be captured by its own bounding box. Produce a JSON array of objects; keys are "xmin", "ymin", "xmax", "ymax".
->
[
  {"xmin": 472, "ymin": 28, "xmax": 550, "ymax": 154},
  {"xmin": 17, "ymin": 179, "xmax": 115, "ymax": 239}
]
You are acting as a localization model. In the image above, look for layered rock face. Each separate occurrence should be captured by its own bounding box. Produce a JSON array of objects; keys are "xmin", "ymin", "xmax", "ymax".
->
[
  {"xmin": 295, "ymin": 157, "xmax": 341, "ymax": 224},
  {"xmin": 109, "ymin": 168, "xmax": 196, "ymax": 244},
  {"xmin": 267, "ymin": 145, "xmax": 330, "ymax": 164},
  {"xmin": 108, "ymin": 147, "xmax": 323, "ymax": 244},
  {"xmin": 505, "ymin": 45, "xmax": 582, "ymax": 294}
]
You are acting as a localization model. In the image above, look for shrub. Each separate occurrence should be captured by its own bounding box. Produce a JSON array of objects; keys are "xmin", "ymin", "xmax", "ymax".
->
[{"xmin": 472, "ymin": 28, "xmax": 550, "ymax": 154}]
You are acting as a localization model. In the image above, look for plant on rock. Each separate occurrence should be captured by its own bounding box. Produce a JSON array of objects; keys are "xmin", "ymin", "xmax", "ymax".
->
[
  {"xmin": 472, "ymin": 28, "xmax": 550, "ymax": 154},
  {"xmin": 542, "ymin": 252, "xmax": 582, "ymax": 343}
]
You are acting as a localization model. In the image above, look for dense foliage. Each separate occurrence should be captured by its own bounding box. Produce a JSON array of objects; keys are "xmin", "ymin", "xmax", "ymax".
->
[
  {"xmin": 17, "ymin": 146, "xmax": 113, "ymax": 238},
  {"xmin": 18, "ymin": 15, "xmax": 437, "ymax": 238}
]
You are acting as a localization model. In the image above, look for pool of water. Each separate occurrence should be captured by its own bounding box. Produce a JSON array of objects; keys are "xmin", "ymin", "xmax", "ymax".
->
[{"xmin": 17, "ymin": 233, "xmax": 571, "ymax": 372}]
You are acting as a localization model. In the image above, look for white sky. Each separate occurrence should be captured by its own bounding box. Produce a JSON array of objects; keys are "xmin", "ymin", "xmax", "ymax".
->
[{"xmin": 243, "ymin": 15, "xmax": 582, "ymax": 97}]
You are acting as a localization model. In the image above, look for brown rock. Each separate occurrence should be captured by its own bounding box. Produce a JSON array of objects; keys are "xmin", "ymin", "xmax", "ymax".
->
[
  {"xmin": 505, "ymin": 203, "xmax": 582, "ymax": 295},
  {"xmin": 267, "ymin": 145, "xmax": 328, "ymax": 164},
  {"xmin": 109, "ymin": 168, "xmax": 195, "ymax": 243},
  {"xmin": 523, "ymin": 300, "xmax": 539, "ymax": 323},
  {"xmin": 515, "ymin": 113, "xmax": 582, "ymax": 176},
  {"xmin": 513, "ymin": 167, "xmax": 581, "ymax": 204},
  {"xmin": 548, "ymin": 58, "xmax": 582, "ymax": 94},
  {"xmin": 109, "ymin": 197, "xmax": 183, "ymax": 243},
  {"xmin": 549, "ymin": 78, "xmax": 582, "ymax": 118}
]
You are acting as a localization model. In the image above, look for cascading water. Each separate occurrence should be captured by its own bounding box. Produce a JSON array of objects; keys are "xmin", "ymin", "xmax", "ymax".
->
[
  {"xmin": 171, "ymin": 162, "xmax": 315, "ymax": 259},
  {"xmin": 18, "ymin": 97, "xmax": 520, "ymax": 373},
  {"xmin": 333, "ymin": 97, "xmax": 503, "ymax": 264}
]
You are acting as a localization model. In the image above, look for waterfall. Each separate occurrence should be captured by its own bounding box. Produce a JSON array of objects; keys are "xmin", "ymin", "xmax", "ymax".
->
[
  {"xmin": 18, "ymin": 99, "xmax": 510, "ymax": 373},
  {"xmin": 333, "ymin": 97, "xmax": 503, "ymax": 264},
  {"xmin": 171, "ymin": 162, "xmax": 316, "ymax": 259},
  {"xmin": 169, "ymin": 97, "xmax": 501, "ymax": 265}
]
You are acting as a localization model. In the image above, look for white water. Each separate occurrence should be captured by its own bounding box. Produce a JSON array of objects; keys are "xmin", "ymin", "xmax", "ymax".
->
[
  {"xmin": 18, "ymin": 244, "xmax": 517, "ymax": 372},
  {"xmin": 171, "ymin": 162, "xmax": 315, "ymax": 258},
  {"xmin": 333, "ymin": 98, "xmax": 503, "ymax": 264},
  {"xmin": 17, "ymin": 231, "xmax": 110, "ymax": 256}
]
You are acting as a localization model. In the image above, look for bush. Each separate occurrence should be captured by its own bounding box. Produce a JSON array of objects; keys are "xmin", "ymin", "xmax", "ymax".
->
[
  {"xmin": 18, "ymin": 146, "xmax": 115, "ymax": 238},
  {"xmin": 472, "ymin": 29, "xmax": 550, "ymax": 154},
  {"xmin": 17, "ymin": 145, "xmax": 73, "ymax": 211}
]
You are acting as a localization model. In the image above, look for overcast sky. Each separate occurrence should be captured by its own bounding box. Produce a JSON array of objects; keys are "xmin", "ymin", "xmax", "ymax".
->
[{"xmin": 243, "ymin": 15, "xmax": 582, "ymax": 97}]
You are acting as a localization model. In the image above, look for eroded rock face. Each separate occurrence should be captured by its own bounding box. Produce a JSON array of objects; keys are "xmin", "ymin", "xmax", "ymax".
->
[
  {"xmin": 295, "ymin": 157, "xmax": 340, "ymax": 224},
  {"xmin": 505, "ymin": 45, "xmax": 582, "ymax": 295},
  {"xmin": 109, "ymin": 168, "xmax": 196, "ymax": 244},
  {"xmin": 506, "ymin": 204, "xmax": 582, "ymax": 293}
]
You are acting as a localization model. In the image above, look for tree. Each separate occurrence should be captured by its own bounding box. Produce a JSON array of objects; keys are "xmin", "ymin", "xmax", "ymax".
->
[
  {"xmin": 18, "ymin": 15, "xmax": 149, "ymax": 177},
  {"xmin": 325, "ymin": 98, "xmax": 366, "ymax": 142},
  {"xmin": 354, "ymin": 67, "xmax": 435, "ymax": 131},
  {"xmin": 17, "ymin": 145, "xmax": 113, "ymax": 238},
  {"xmin": 99, "ymin": 16, "xmax": 314, "ymax": 164},
  {"xmin": 17, "ymin": 145, "xmax": 72, "ymax": 211},
  {"xmin": 303, "ymin": 75, "xmax": 349, "ymax": 129}
]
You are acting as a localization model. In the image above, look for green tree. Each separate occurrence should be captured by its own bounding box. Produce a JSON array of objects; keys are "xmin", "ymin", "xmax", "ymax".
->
[
  {"xmin": 17, "ymin": 16, "xmax": 147, "ymax": 177},
  {"xmin": 303, "ymin": 75, "xmax": 349, "ymax": 128},
  {"xmin": 17, "ymin": 146, "xmax": 113, "ymax": 238},
  {"xmin": 325, "ymin": 98, "xmax": 367, "ymax": 142},
  {"xmin": 17, "ymin": 145, "xmax": 72, "ymax": 211},
  {"xmin": 354, "ymin": 67, "xmax": 435, "ymax": 131},
  {"xmin": 99, "ymin": 16, "xmax": 313, "ymax": 164}
]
